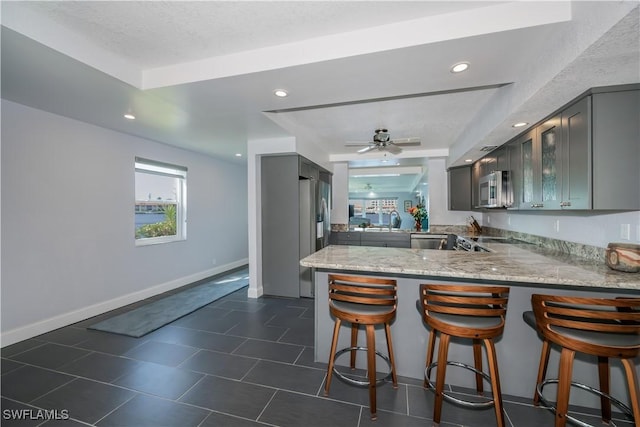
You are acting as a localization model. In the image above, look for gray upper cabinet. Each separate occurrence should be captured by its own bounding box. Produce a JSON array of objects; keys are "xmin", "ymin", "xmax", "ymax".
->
[
  {"xmin": 559, "ymin": 96, "xmax": 590, "ymax": 209},
  {"xmin": 471, "ymin": 161, "xmax": 482, "ymax": 209},
  {"xmin": 476, "ymin": 85, "xmax": 638, "ymax": 211},
  {"xmin": 506, "ymin": 141, "xmax": 521, "ymax": 209},
  {"xmin": 448, "ymin": 165, "xmax": 472, "ymax": 211},
  {"xmin": 538, "ymin": 114, "xmax": 563, "ymax": 210},
  {"xmin": 514, "ymin": 114, "xmax": 563, "ymax": 210},
  {"xmin": 591, "ymin": 90, "xmax": 640, "ymax": 210}
]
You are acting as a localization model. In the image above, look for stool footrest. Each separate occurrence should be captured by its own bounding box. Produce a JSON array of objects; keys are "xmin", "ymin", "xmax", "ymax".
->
[
  {"xmin": 332, "ymin": 346, "xmax": 392, "ymax": 387},
  {"xmin": 537, "ymin": 379, "xmax": 635, "ymax": 427},
  {"xmin": 425, "ymin": 361, "xmax": 495, "ymax": 410}
]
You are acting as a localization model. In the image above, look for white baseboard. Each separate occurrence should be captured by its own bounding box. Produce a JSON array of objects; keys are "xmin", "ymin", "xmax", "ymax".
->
[{"xmin": 0, "ymin": 259, "xmax": 248, "ymax": 347}]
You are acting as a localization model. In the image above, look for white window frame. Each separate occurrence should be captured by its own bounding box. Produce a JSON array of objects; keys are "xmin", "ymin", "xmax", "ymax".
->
[{"xmin": 135, "ymin": 157, "xmax": 187, "ymax": 246}]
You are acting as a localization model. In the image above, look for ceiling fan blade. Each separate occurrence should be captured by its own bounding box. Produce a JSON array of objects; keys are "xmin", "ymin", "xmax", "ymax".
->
[
  {"xmin": 385, "ymin": 143, "xmax": 402, "ymax": 155},
  {"xmin": 390, "ymin": 137, "xmax": 421, "ymax": 146},
  {"xmin": 357, "ymin": 145, "xmax": 376, "ymax": 154},
  {"xmin": 345, "ymin": 141, "xmax": 374, "ymax": 146}
]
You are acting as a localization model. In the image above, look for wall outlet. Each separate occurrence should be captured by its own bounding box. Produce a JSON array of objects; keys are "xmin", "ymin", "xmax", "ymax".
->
[
  {"xmin": 507, "ymin": 215, "xmax": 511, "ymax": 226},
  {"xmin": 212, "ymin": 258, "xmax": 217, "ymax": 266},
  {"xmin": 554, "ymin": 220, "xmax": 560, "ymax": 233},
  {"xmin": 487, "ymin": 215, "xmax": 490, "ymax": 224},
  {"xmin": 620, "ymin": 224, "xmax": 631, "ymax": 240}
]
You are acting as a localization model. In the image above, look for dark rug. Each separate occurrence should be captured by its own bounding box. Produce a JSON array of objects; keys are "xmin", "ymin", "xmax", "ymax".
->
[{"xmin": 87, "ymin": 267, "xmax": 249, "ymax": 337}]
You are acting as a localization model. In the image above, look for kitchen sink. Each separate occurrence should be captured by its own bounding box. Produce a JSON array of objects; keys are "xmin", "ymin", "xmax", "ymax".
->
[{"xmin": 410, "ymin": 233, "xmax": 457, "ymax": 250}]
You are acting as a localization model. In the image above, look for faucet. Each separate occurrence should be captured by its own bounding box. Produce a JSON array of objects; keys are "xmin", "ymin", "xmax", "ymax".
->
[{"xmin": 388, "ymin": 209, "xmax": 401, "ymax": 231}]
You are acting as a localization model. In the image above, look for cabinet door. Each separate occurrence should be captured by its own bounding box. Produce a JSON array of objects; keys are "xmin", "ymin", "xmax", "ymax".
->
[
  {"xmin": 561, "ymin": 96, "xmax": 591, "ymax": 209},
  {"xmin": 495, "ymin": 146, "xmax": 509, "ymax": 171},
  {"xmin": 518, "ymin": 129, "xmax": 539, "ymax": 209},
  {"xmin": 537, "ymin": 114, "xmax": 562, "ymax": 209},
  {"xmin": 506, "ymin": 141, "xmax": 521, "ymax": 209},
  {"xmin": 592, "ymin": 90, "xmax": 640, "ymax": 210},
  {"xmin": 448, "ymin": 166, "xmax": 472, "ymax": 211},
  {"xmin": 471, "ymin": 161, "xmax": 483, "ymax": 209}
]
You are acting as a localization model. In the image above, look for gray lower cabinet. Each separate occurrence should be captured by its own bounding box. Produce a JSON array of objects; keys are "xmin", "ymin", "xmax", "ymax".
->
[
  {"xmin": 330, "ymin": 232, "xmax": 410, "ymax": 248},
  {"xmin": 330, "ymin": 232, "xmax": 361, "ymax": 246},
  {"xmin": 360, "ymin": 232, "xmax": 411, "ymax": 248}
]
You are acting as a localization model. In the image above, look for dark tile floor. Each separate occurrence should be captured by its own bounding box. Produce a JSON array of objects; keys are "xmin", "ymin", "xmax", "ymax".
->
[{"xmin": 1, "ymin": 277, "xmax": 636, "ymax": 427}]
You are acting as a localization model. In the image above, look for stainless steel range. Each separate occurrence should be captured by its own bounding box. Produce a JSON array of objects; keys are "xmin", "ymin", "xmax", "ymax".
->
[{"xmin": 455, "ymin": 236, "xmax": 491, "ymax": 252}]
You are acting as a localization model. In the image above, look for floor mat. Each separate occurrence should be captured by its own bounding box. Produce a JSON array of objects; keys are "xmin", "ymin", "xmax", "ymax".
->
[{"xmin": 87, "ymin": 267, "xmax": 249, "ymax": 337}]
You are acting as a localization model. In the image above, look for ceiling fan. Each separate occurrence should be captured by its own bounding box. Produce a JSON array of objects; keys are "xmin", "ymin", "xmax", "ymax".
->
[{"xmin": 345, "ymin": 128, "xmax": 421, "ymax": 154}]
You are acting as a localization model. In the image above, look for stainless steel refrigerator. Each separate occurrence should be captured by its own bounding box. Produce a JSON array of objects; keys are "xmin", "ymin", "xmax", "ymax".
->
[{"xmin": 299, "ymin": 175, "xmax": 331, "ymax": 298}]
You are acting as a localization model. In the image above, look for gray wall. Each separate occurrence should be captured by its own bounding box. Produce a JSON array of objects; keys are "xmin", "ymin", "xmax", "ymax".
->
[{"xmin": 1, "ymin": 100, "xmax": 248, "ymax": 344}]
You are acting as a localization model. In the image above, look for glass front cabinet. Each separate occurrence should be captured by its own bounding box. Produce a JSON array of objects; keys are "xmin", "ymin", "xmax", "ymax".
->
[
  {"xmin": 515, "ymin": 123, "xmax": 554, "ymax": 210},
  {"xmin": 515, "ymin": 101, "xmax": 590, "ymax": 210}
]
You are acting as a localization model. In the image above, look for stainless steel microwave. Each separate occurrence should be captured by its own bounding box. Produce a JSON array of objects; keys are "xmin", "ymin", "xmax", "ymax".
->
[{"xmin": 478, "ymin": 171, "xmax": 510, "ymax": 208}]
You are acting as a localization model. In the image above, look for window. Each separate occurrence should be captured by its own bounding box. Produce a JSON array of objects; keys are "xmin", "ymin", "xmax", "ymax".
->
[
  {"xmin": 349, "ymin": 198, "xmax": 398, "ymax": 226},
  {"xmin": 135, "ymin": 157, "xmax": 187, "ymax": 245}
]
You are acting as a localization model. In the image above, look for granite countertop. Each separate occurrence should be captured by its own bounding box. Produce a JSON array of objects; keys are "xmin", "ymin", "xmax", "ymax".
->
[{"xmin": 300, "ymin": 242, "xmax": 640, "ymax": 291}]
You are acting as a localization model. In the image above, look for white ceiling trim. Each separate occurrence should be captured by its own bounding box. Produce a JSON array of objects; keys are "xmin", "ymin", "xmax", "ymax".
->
[
  {"xmin": 1, "ymin": 3, "xmax": 142, "ymax": 87},
  {"xmin": 141, "ymin": 1, "xmax": 572, "ymax": 89}
]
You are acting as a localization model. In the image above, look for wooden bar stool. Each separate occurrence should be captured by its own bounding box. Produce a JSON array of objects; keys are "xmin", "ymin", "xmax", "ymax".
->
[
  {"xmin": 530, "ymin": 294, "xmax": 640, "ymax": 427},
  {"xmin": 417, "ymin": 284, "xmax": 510, "ymax": 427},
  {"xmin": 324, "ymin": 274, "xmax": 398, "ymax": 420},
  {"xmin": 522, "ymin": 309, "xmax": 551, "ymax": 407}
]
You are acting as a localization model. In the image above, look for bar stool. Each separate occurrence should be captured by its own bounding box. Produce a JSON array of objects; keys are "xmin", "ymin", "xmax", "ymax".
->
[
  {"xmin": 522, "ymin": 309, "xmax": 550, "ymax": 407},
  {"xmin": 324, "ymin": 274, "xmax": 398, "ymax": 420},
  {"xmin": 417, "ymin": 284, "xmax": 510, "ymax": 427},
  {"xmin": 530, "ymin": 294, "xmax": 640, "ymax": 427}
]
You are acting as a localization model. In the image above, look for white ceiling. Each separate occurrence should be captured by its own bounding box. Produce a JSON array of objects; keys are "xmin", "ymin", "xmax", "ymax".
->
[{"xmin": 2, "ymin": 1, "xmax": 639, "ymax": 194}]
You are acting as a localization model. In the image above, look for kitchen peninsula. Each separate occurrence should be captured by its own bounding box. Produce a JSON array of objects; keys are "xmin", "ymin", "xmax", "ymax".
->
[{"xmin": 300, "ymin": 241, "xmax": 639, "ymax": 407}]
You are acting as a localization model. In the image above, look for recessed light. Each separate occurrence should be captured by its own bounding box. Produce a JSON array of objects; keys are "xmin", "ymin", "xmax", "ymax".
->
[
  {"xmin": 464, "ymin": 159, "xmax": 473, "ymax": 163},
  {"xmin": 235, "ymin": 153, "xmax": 242, "ymax": 157},
  {"xmin": 124, "ymin": 113, "xmax": 136, "ymax": 120},
  {"xmin": 273, "ymin": 89, "xmax": 288, "ymax": 97},
  {"xmin": 512, "ymin": 122, "xmax": 529, "ymax": 128},
  {"xmin": 451, "ymin": 62, "xmax": 470, "ymax": 73}
]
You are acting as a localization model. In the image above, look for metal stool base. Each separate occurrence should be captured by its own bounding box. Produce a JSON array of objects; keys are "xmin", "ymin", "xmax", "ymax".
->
[
  {"xmin": 537, "ymin": 379, "xmax": 635, "ymax": 427},
  {"xmin": 332, "ymin": 346, "xmax": 392, "ymax": 387},
  {"xmin": 425, "ymin": 361, "xmax": 495, "ymax": 409}
]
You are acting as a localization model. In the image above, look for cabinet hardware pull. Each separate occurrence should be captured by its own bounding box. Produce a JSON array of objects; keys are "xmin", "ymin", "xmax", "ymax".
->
[
  {"xmin": 560, "ymin": 201, "xmax": 571, "ymax": 207},
  {"xmin": 531, "ymin": 203, "xmax": 544, "ymax": 208}
]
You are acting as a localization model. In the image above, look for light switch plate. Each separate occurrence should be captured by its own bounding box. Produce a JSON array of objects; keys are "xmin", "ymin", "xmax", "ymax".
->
[{"xmin": 620, "ymin": 224, "xmax": 631, "ymax": 240}]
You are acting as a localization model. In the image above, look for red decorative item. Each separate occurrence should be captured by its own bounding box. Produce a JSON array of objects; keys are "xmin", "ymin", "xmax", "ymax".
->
[{"xmin": 415, "ymin": 220, "xmax": 422, "ymax": 232}]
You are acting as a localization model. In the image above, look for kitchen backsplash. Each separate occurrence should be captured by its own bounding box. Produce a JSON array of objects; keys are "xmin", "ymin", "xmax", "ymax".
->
[
  {"xmin": 331, "ymin": 223, "xmax": 605, "ymax": 261},
  {"xmin": 479, "ymin": 226, "xmax": 605, "ymax": 261}
]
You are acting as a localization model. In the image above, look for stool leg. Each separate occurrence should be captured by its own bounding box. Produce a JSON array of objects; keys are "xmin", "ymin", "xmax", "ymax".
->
[
  {"xmin": 620, "ymin": 357, "xmax": 640, "ymax": 425},
  {"xmin": 533, "ymin": 339, "xmax": 551, "ymax": 406},
  {"xmin": 324, "ymin": 318, "xmax": 341, "ymax": 396},
  {"xmin": 384, "ymin": 322, "xmax": 398, "ymax": 388},
  {"xmin": 350, "ymin": 323, "xmax": 359, "ymax": 369},
  {"xmin": 424, "ymin": 329, "xmax": 436, "ymax": 389},
  {"xmin": 555, "ymin": 347, "xmax": 576, "ymax": 427},
  {"xmin": 597, "ymin": 356, "xmax": 611, "ymax": 423},
  {"xmin": 365, "ymin": 324, "xmax": 377, "ymax": 420},
  {"xmin": 433, "ymin": 333, "xmax": 451, "ymax": 424},
  {"xmin": 473, "ymin": 339, "xmax": 484, "ymax": 395},
  {"xmin": 484, "ymin": 338, "xmax": 505, "ymax": 427}
]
